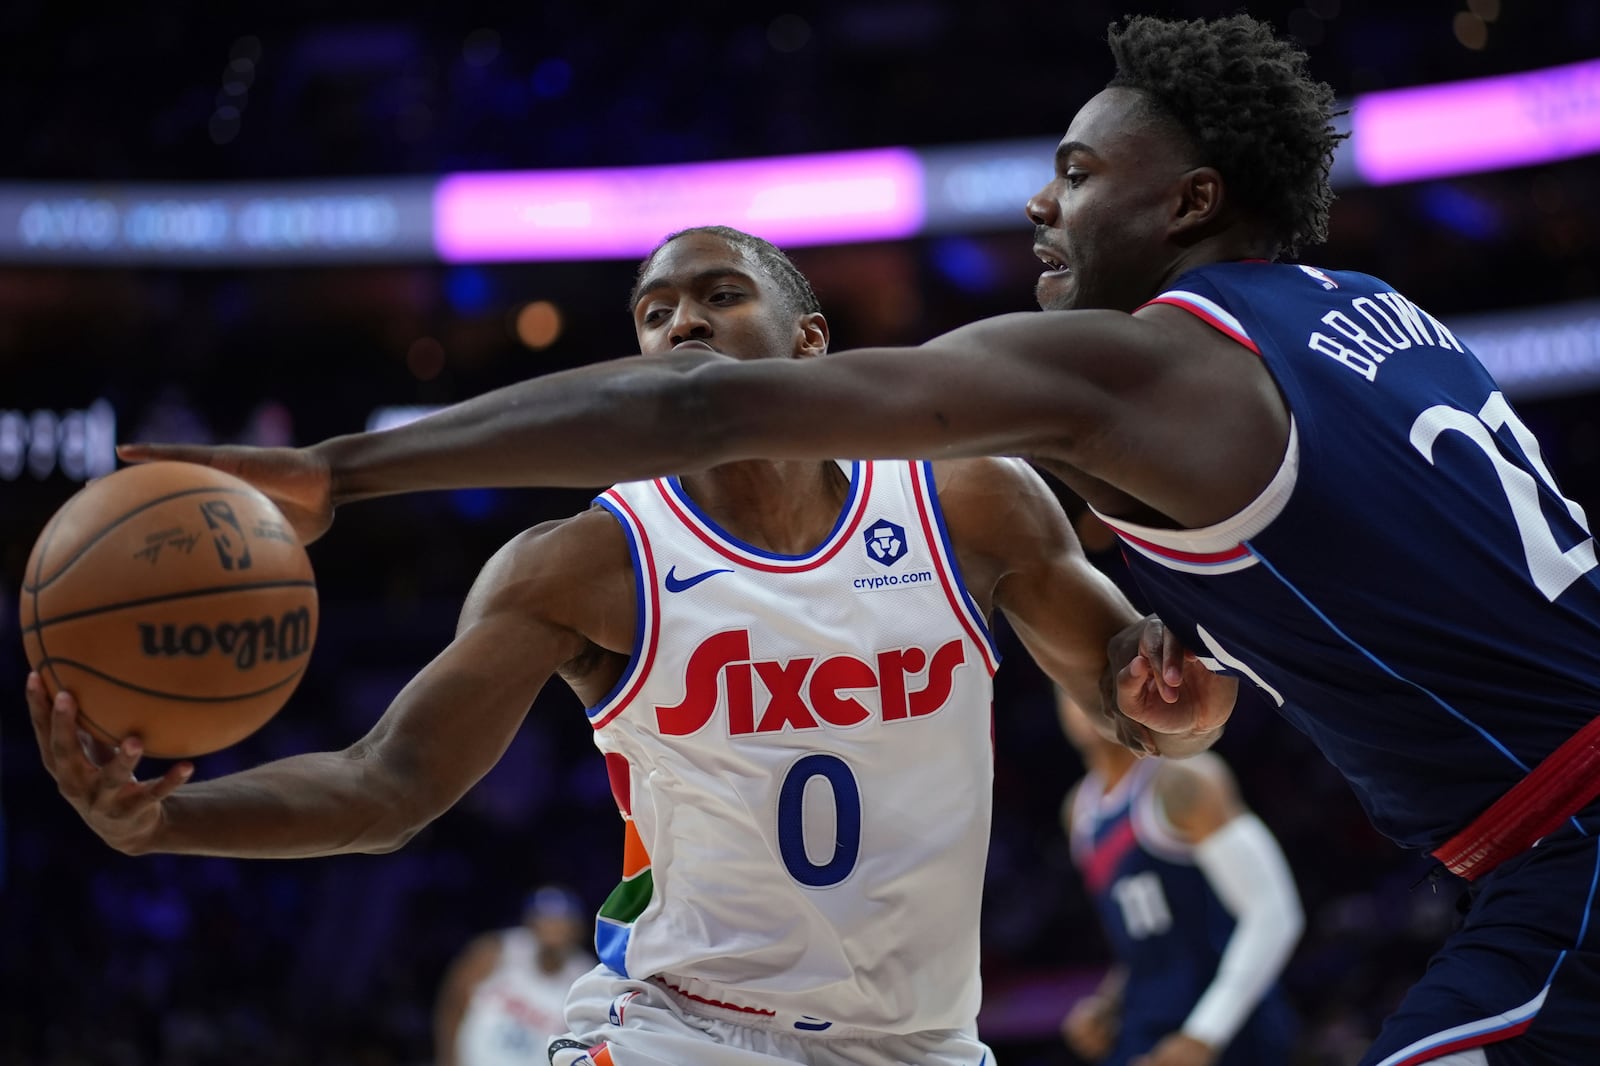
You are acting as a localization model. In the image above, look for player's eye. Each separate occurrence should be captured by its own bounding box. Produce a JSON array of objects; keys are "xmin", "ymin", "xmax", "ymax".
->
[
  {"xmin": 1065, "ymin": 170, "xmax": 1088, "ymax": 188},
  {"xmin": 708, "ymin": 290, "xmax": 742, "ymax": 305},
  {"xmin": 642, "ymin": 307, "xmax": 671, "ymax": 325}
]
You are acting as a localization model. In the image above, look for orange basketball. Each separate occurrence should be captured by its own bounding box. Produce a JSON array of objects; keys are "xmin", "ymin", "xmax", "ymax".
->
[{"xmin": 20, "ymin": 461, "xmax": 318, "ymax": 758}]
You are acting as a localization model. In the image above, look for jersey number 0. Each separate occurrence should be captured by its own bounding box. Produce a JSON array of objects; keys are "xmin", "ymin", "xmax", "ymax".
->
[{"xmin": 777, "ymin": 753, "xmax": 862, "ymax": 887}]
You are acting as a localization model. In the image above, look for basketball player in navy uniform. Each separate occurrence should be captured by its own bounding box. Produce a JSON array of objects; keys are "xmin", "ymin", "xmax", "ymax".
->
[
  {"xmin": 1057, "ymin": 690, "xmax": 1300, "ymax": 1066},
  {"xmin": 29, "ymin": 226, "xmax": 1237, "ymax": 1065},
  {"xmin": 104, "ymin": 14, "xmax": 1600, "ymax": 1062}
]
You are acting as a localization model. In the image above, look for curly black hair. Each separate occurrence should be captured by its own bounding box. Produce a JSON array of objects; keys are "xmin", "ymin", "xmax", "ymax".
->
[
  {"xmin": 1107, "ymin": 14, "xmax": 1346, "ymax": 257},
  {"xmin": 629, "ymin": 225, "xmax": 821, "ymax": 316}
]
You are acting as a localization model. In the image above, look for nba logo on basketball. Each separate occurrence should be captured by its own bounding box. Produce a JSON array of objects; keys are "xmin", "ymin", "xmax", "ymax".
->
[{"xmin": 863, "ymin": 519, "xmax": 908, "ymax": 567}]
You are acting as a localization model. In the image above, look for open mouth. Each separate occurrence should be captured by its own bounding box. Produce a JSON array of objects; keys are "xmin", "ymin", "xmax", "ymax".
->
[
  {"xmin": 1034, "ymin": 246, "xmax": 1071, "ymax": 276},
  {"xmin": 672, "ymin": 340, "xmax": 716, "ymax": 352}
]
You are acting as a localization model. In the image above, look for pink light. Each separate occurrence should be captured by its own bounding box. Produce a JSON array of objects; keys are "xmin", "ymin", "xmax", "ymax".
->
[
  {"xmin": 434, "ymin": 149, "xmax": 924, "ymax": 262},
  {"xmin": 1353, "ymin": 57, "xmax": 1600, "ymax": 186}
]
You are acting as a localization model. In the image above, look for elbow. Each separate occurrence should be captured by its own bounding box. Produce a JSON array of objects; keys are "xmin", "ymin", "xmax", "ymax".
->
[
  {"xmin": 1282, "ymin": 897, "xmax": 1307, "ymax": 944},
  {"xmin": 343, "ymin": 741, "xmax": 437, "ymax": 854}
]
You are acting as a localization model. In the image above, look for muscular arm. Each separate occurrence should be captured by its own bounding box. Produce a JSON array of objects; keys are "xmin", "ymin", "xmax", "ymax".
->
[
  {"xmin": 936, "ymin": 458, "xmax": 1141, "ymax": 712},
  {"xmin": 30, "ymin": 517, "xmax": 611, "ymax": 858},
  {"xmin": 309, "ymin": 308, "xmax": 1284, "ymax": 529}
]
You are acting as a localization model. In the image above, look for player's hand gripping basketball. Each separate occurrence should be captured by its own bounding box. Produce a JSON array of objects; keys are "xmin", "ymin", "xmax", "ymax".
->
[
  {"xmin": 117, "ymin": 442, "xmax": 335, "ymax": 545},
  {"xmin": 1106, "ymin": 615, "xmax": 1236, "ymax": 756},
  {"xmin": 25, "ymin": 672, "xmax": 192, "ymax": 855}
]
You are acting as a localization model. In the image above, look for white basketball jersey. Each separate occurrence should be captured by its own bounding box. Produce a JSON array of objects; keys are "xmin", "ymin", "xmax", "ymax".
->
[
  {"xmin": 455, "ymin": 929, "xmax": 595, "ymax": 1066},
  {"xmin": 585, "ymin": 460, "xmax": 1000, "ymax": 1036}
]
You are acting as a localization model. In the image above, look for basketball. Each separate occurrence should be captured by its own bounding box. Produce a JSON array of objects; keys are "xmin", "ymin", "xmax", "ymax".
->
[{"xmin": 20, "ymin": 461, "xmax": 318, "ymax": 758}]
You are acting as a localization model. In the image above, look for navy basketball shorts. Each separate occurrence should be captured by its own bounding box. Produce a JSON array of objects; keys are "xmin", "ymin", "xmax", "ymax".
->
[{"xmin": 1362, "ymin": 825, "xmax": 1600, "ymax": 1065}]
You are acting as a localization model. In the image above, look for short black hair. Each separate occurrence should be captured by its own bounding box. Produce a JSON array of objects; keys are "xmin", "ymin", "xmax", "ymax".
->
[
  {"xmin": 629, "ymin": 225, "xmax": 821, "ymax": 316},
  {"xmin": 1106, "ymin": 14, "xmax": 1346, "ymax": 257}
]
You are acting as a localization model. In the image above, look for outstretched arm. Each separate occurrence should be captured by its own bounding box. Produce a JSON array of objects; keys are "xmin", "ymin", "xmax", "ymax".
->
[
  {"xmin": 26, "ymin": 520, "xmax": 594, "ymax": 858},
  {"xmin": 123, "ymin": 306, "xmax": 1287, "ymax": 541}
]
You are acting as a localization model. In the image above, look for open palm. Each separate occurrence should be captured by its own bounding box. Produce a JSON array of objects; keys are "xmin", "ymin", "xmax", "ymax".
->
[{"xmin": 118, "ymin": 442, "xmax": 336, "ymax": 544}]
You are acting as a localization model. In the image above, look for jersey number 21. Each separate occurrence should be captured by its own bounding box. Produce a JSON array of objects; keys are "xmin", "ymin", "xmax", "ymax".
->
[{"xmin": 1412, "ymin": 392, "xmax": 1597, "ymax": 601}]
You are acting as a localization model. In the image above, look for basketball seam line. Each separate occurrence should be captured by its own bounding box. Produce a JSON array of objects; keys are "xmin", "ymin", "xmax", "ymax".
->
[
  {"xmin": 21, "ymin": 579, "xmax": 317, "ymax": 633},
  {"xmin": 23, "ymin": 485, "xmax": 269, "ymax": 594},
  {"xmin": 32, "ymin": 656, "xmax": 308, "ymax": 704}
]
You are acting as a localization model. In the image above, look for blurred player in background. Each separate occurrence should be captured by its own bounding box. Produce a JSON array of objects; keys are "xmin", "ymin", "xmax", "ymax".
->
[
  {"xmin": 33, "ymin": 226, "xmax": 1230, "ymax": 1066},
  {"xmin": 437, "ymin": 885, "xmax": 596, "ymax": 1066},
  {"xmin": 1057, "ymin": 689, "xmax": 1300, "ymax": 1066}
]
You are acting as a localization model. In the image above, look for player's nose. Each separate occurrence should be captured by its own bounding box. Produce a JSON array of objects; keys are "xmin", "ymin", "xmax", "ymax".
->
[
  {"xmin": 668, "ymin": 306, "xmax": 713, "ymax": 346},
  {"xmin": 1025, "ymin": 186, "xmax": 1058, "ymax": 226}
]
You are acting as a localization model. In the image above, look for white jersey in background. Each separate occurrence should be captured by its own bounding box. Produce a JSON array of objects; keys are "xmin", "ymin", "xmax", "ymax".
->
[
  {"xmin": 586, "ymin": 460, "xmax": 1001, "ymax": 1037},
  {"xmin": 456, "ymin": 927, "xmax": 595, "ymax": 1066}
]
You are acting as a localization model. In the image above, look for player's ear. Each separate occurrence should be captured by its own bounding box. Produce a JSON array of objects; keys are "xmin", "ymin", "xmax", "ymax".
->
[
  {"xmin": 796, "ymin": 312, "xmax": 830, "ymax": 359},
  {"xmin": 1170, "ymin": 166, "xmax": 1224, "ymax": 238}
]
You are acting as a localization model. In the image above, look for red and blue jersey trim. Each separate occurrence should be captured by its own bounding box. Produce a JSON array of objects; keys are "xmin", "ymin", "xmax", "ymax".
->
[
  {"xmin": 587, "ymin": 491, "xmax": 662, "ymax": 729},
  {"xmin": 1100, "ymin": 520, "xmax": 1261, "ymax": 576},
  {"xmin": 656, "ymin": 462, "xmax": 873, "ymax": 573},
  {"xmin": 1373, "ymin": 985, "xmax": 1546, "ymax": 1065},
  {"xmin": 910, "ymin": 461, "xmax": 1000, "ymax": 675},
  {"xmin": 1138, "ymin": 289, "xmax": 1261, "ymax": 355}
]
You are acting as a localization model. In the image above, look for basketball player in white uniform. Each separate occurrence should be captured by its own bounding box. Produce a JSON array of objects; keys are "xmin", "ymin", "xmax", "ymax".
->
[
  {"xmin": 30, "ymin": 227, "xmax": 1233, "ymax": 1066},
  {"xmin": 439, "ymin": 886, "xmax": 596, "ymax": 1066}
]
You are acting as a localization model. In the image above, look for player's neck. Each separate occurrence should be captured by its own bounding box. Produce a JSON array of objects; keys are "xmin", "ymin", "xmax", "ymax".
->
[
  {"xmin": 1158, "ymin": 229, "xmax": 1277, "ymax": 291},
  {"xmin": 678, "ymin": 460, "xmax": 850, "ymax": 555}
]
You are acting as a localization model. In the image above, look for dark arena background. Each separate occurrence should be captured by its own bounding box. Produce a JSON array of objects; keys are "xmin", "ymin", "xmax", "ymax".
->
[{"xmin": 2, "ymin": 2, "xmax": 1597, "ymax": 1063}]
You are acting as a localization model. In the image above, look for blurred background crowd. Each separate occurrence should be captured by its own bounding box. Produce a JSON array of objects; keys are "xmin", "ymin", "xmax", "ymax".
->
[{"xmin": 1, "ymin": 0, "xmax": 1597, "ymax": 1063}]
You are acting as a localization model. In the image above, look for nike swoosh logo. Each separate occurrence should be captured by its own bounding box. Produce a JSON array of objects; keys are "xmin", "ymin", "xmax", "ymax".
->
[{"xmin": 663, "ymin": 565, "xmax": 733, "ymax": 593}]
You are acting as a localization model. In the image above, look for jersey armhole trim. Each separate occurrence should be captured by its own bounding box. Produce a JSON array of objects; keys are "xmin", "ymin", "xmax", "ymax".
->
[
  {"xmin": 586, "ymin": 491, "xmax": 661, "ymax": 729},
  {"xmin": 912, "ymin": 461, "xmax": 1001, "ymax": 674},
  {"xmin": 1139, "ymin": 290, "xmax": 1261, "ymax": 355},
  {"xmin": 1089, "ymin": 419, "xmax": 1299, "ymax": 567}
]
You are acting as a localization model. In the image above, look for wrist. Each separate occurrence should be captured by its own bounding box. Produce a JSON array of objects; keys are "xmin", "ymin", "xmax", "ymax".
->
[
  {"xmin": 1175, "ymin": 1031, "xmax": 1220, "ymax": 1063},
  {"xmin": 308, "ymin": 436, "xmax": 359, "ymax": 506},
  {"xmin": 1148, "ymin": 723, "xmax": 1224, "ymax": 758}
]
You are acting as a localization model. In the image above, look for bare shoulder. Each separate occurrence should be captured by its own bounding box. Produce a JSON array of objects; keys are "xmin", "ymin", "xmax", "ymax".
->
[
  {"xmin": 462, "ymin": 506, "xmax": 635, "ymax": 642},
  {"xmin": 1099, "ymin": 302, "xmax": 1289, "ymax": 524},
  {"xmin": 473, "ymin": 506, "xmax": 631, "ymax": 594},
  {"xmin": 931, "ymin": 455, "xmax": 1046, "ymax": 498},
  {"xmin": 929, "ymin": 457, "xmax": 1078, "ymax": 613},
  {"xmin": 1152, "ymin": 751, "xmax": 1244, "ymax": 839},
  {"xmin": 931, "ymin": 456, "xmax": 1068, "ymax": 539}
]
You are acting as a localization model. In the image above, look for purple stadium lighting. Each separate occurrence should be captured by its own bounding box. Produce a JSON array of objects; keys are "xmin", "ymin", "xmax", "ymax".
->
[
  {"xmin": 433, "ymin": 148, "xmax": 924, "ymax": 261},
  {"xmin": 1353, "ymin": 57, "xmax": 1600, "ymax": 186}
]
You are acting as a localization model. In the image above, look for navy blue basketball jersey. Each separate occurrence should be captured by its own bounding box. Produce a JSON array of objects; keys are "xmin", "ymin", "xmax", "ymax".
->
[
  {"xmin": 1069, "ymin": 761, "xmax": 1295, "ymax": 1061},
  {"xmin": 1094, "ymin": 261, "xmax": 1600, "ymax": 850}
]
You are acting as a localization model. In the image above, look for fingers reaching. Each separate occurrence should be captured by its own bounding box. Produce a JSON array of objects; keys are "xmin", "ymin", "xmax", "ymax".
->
[
  {"xmin": 47, "ymin": 688, "xmax": 89, "ymax": 774},
  {"xmin": 116, "ymin": 442, "xmax": 213, "ymax": 465}
]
